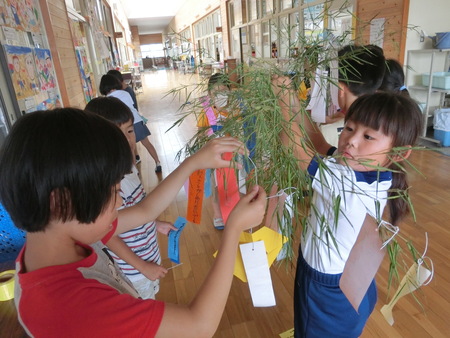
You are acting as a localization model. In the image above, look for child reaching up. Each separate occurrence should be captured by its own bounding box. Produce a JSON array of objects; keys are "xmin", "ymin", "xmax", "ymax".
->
[
  {"xmin": 0, "ymin": 107, "xmax": 267, "ymax": 336},
  {"xmin": 85, "ymin": 96, "xmax": 175, "ymax": 299},
  {"xmin": 273, "ymin": 76, "xmax": 422, "ymax": 337}
]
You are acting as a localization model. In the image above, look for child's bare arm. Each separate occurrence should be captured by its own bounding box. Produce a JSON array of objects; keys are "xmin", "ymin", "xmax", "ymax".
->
[
  {"xmin": 117, "ymin": 137, "xmax": 246, "ymax": 234},
  {"xmin": 272, "ymin": 75, "xmax": 315, "ymax": 171},
  {"xmin": 156, "ymin": 185, "xmax": 267, "ymax": 338},
  {"xmin": 106, "ymin": 236, "xmax": 168, "ymax": 281},
  {"xmin": 275, "ymin": 76, "xmax": 332, "ymax": 156},
  {"xmin": 106, "ymin": 236, "xmax": 160, "ymax": 274}
]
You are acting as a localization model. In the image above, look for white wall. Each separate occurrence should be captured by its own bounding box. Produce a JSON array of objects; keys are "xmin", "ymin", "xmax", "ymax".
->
[{"xmin": 405, "ymin": 0, "xmax": 450, "ymax": 60}]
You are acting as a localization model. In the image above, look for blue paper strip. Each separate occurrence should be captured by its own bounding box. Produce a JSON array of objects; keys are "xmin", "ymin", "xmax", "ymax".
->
[
  {"xmin": 204, "ymin": 169, "xmax": 212, "ymax": 198},
  {"xmin": 168, "ymin": 217, "xmax": 187, "ymax": 263}
]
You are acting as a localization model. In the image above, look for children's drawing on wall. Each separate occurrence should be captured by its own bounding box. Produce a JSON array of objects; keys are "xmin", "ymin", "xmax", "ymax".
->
[
  {"xmin": 36, "ymin": 96, "xmax": 61, "ymax": 111},
  {"xmin": 4, "ymin": 44, "xmax": 36, "ymax": 99},
  {"xmin": 0, "ymin": 0, "xmax": 11, "ymax": 26},
  {"xmin": 75, "ymin": 46, "xmax": 95, "ymax": 102},
  {"xmin": 34, "ymin": 48, "xmax": 56, "ymax": 91},
  {"xmin": 5, "ymin": 0, "xmax": 22, "ymax": 29},
  {"xmin": 2, "ymin": 0, "xmax": 40, "ymax": 32},
  {"xmin": 24, "ymin": 52, "xmax": 38, "ymax": 91}
]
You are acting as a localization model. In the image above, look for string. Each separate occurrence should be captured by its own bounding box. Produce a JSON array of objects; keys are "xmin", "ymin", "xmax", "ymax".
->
[
  {"xmin": 417, "ymin": 232, "xmax": 434, "ymax": 286},
  {"xmin": 378, "ymin": 220, "xmax": 400, "ymax": 249}
]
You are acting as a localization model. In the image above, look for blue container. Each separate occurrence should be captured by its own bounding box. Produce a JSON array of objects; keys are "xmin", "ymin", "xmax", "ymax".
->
[
  {"xmin": 434, "ymin": 129, "xmax": 450, "ymax": 146},
  {"xmin": 434, "ymin": 32, "xmax": 450, "ymax": 49}
]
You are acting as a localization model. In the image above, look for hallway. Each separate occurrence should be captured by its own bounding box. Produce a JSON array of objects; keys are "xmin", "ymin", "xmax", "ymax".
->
[{"xmin": 134, "ymin": 69, "xmax": 450, "ymax": 337}]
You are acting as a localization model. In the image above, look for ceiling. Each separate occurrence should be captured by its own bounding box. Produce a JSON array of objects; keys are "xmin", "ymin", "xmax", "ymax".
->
[{"xmin": 119, "ymin": 0, "xmax": 189, "ymax": 35}]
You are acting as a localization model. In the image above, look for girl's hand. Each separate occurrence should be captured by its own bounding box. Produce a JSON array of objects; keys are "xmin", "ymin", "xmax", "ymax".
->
[
  {"xmin": 226, "ymin": 186, "xmax": 267, "ymax": 232},
  {"xmin": 190, "ymin": 137, "xmax": 247, "ymax": 170},
  {"xmin": 139, "ymin": 261, "xmax": 168, "ymax": 281},
  {"xmin": 155, "ymin": 221, "xmax": 177, "ymax": 236}
]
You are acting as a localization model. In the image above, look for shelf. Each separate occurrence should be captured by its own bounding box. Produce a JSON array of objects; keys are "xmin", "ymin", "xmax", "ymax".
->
[
  {"xmin": 409, "ymin": 85, "xmax": 450, "ymax": 93},
  {"xmin": 406, "ymin": 49, "xmax": 450, "ymax": 138}
]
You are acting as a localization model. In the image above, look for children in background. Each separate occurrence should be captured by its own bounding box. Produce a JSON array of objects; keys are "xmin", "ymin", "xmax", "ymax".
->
[
  {"xmin": 300, "ymin": 44, "xmax": 387, "ymax": 154},
  {"xmin": 85, "ymin": 96, "xmax": 175, "ymax": 299},
  {"xmin": 379, "ymin": 58, "xmax": 410, "ymax": 96},
  {"xmin": 197, "ymin": 73, "xmax": 233, "ymax": 229},
  {"xmin": 274, "ymin": 76, "xmax": 423, "ymax": 337},
  {"xmin": 107, "ymin": 69, "xmax": 139, "ymax": 110},
  {"xmin": 99, "ymin": 74, "xmax": 162, "ymax": 172},
  {"xmin": 0, "ymin": 107, "xmax": 267, "ymax": 336}
]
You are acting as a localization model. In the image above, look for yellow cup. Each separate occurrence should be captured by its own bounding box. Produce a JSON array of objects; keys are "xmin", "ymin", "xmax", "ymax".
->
[{"xmin": 0, "ymin": 270, "xmax": 15, "ymax": 301}]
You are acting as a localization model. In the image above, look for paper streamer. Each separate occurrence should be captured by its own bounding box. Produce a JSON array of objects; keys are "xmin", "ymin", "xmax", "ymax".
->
[
  {"xmin": 186, "ymin": 169, "xmax": 206, "ymax": 224},
  {"xmin": 240, "ymin": 241, "xmax": 276, "ymax": 307},
  {"xmin": 216, "ymin": 152, "xmax": 240, "ymax": 224},
  {"xmin": 204, "ymin": 169, "xmax": 212, "ymax": 198},
  {"xmin": 380, "ymin": 262, "xmax": 432, "ymax": 325},
  {"xmin": 168, "ymin": 217, "xmax": 187, "ymax": 264},
  {"xmin": 0, "ymin": 270, "xmax": 15, "ymax": 301},
  {"xmin": 340, "ymin": 215, "xmax": 385, "ymax": 312},
  {"xmin": 279, "ymin": 328, "xmax": 295, "ymax": 338},
  {"xmin": 200, "ymin": 96, "xmax": 216, "ymax": 136}
]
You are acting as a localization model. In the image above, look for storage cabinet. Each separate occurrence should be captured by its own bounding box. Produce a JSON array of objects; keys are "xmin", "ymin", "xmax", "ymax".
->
[{"xmin": 406, "ymin": 49, "xmax": 450, "ymax": 142}]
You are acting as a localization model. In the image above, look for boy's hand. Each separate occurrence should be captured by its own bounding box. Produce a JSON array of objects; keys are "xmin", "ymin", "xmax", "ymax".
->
[
  {"xmin": 139, "ymin": 261, "xmax": 168, "ymax": 281},
  {"xmin": 156, "ymin": 221, "xmax": 177, "ymax": 235},
  {"xmin": 226, "ymin": 186, "xmax": 267, "ymax": 232},
  {"xmin": 271, "ymin": 74, "xmax": 292, "ymax": 108},
  {"xmin": 191, "ymin": 137, "xmax": 246, "ymax": 170}
]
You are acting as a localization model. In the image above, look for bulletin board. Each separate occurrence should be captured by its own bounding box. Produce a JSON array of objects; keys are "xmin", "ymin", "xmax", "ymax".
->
[{"xmin": 0, "ymin": 0, "xmax": 62, "ymax": 114}]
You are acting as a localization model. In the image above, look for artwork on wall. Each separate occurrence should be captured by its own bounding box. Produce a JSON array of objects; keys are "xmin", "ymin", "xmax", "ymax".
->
[
  {"xmin": 34, "ymin": 47, "xmax": 56, "ymax": 91},
  {"xmin": 75, "ymin": 46, "xmax": 95, "ymax": 103},
  {"xmin": 4, "ymin": 44, "xmax": 37, "ymax": 99},
  {"xmin": 1, "ymin": 0, "xmax": 41, "ymax": 33}
]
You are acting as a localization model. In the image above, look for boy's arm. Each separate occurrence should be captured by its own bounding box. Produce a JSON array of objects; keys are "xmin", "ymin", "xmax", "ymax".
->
[
  {"xmin": 106, "ymin": 235, "xmax": 168, "ymax": 281},
  {"xmin": 117, "ymin": 137, "xmax": 246, "ymax": 234},
  {"xmin": 156, "ymin": 185, "xmax": 267, "ymax": 338},
  {"xmin": 285, "ymin": 80, "xmax": 333, "ymax": 156},
  {"xmin": 273, "ymin": 75, "xmax": 316, "ymax": 171}
]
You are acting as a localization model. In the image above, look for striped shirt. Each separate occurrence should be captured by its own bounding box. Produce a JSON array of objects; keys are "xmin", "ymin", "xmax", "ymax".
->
[{"xmin": 107, "ymin": 165, "xmax": 161, "ymax": 282}]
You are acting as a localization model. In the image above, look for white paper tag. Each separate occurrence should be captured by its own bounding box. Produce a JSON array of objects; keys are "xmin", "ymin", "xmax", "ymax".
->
[{"xmin": 239, "ymin": 241, "xmax": 276, "ymax": 307}]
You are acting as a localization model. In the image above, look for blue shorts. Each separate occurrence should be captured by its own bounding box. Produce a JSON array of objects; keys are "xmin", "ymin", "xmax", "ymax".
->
[
  {"xmin": 134, "ymin": 121, "xmax": 151, "ymax": 142},
  {"xmin": 294, "ymin": 251, "xmax": 377, "ymax": 338}
]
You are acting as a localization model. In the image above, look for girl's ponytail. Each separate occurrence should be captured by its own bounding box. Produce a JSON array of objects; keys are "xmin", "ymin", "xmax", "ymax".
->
[{"xmin": 388, "ymin": 170, "xmax": 409, "ymax": 225}]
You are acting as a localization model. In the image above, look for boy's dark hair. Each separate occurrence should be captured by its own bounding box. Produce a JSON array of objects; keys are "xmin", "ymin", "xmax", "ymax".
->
[
  {"xmin": 0, "ymin": 108, "xmax": 132, "ymax": 232},
  {"xmin": 99, "ymin": 74, "xmax": 123, "ymax": 95},
  {"xmin": 85, "ymin": 96, "xmax": 134, "ymax": 125},
  {"xmin": 379, "ymin": 59, "xmax": 409, "ymax": 96},
  {"xmin": 345, "ymin": 92, "xmax": 423, "ymax": 225},
  {"xmin": 207, "ymin": 73, "xmax": 230, "ymax": 92},
  {"xmin": 338, "ymin": 44, "xmax": 386, "ymax": 96},
  {"xmin": 107, "ymin": 69, "xmax": 124, "ymax": 83}
]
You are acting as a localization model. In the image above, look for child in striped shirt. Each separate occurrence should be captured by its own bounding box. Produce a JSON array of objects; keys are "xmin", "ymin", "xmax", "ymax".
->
[{"xmin": 85, "ymin": 96, "xmax": 175, "ymax": 299}]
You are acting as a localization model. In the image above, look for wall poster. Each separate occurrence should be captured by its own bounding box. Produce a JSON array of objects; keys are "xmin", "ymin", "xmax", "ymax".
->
[{"xmin": 0, "ymin": 0, "xmax": 61, "ymax": 116}]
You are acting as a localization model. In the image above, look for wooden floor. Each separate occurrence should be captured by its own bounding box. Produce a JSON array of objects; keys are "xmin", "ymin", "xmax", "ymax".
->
[
  {"xmin": 138, "ymin": 69, "xmax": 450, "ymax": 337},
  {"xmin": 1, "ymin": 69, "xmax": 449, "ymax": 337}
]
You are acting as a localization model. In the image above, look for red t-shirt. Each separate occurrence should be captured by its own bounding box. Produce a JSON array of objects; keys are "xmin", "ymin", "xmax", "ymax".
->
[{"xmin": 15, "ymin": 219, "xmax": 165, "ymax": 337}]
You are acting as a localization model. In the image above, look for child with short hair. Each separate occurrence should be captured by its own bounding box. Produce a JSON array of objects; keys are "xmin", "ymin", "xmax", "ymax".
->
[
  {"xmin": 107, "ymin": 69, "xmax": 139, "ymax": 110},
  {"xmin": 85, "ymin": 96, "xmax": 175, "ymax": 299},
  {"xmin": 197, "ymin": 73, "xmax": 234, "ymax": 229},
  {"xmin": 306, "ymin": 44, "xmax": 387, "ymax": 153},
  {"xmin": 274, "ymin": 76, "xmax": 423, "ymax": 337},
  {"xmin": 99, "ymin": 73, "xmax": 162, "ymax": 172},
  {"xmin": 0, "ymin": 107, "xmax": 266, "ymax": 336}
]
